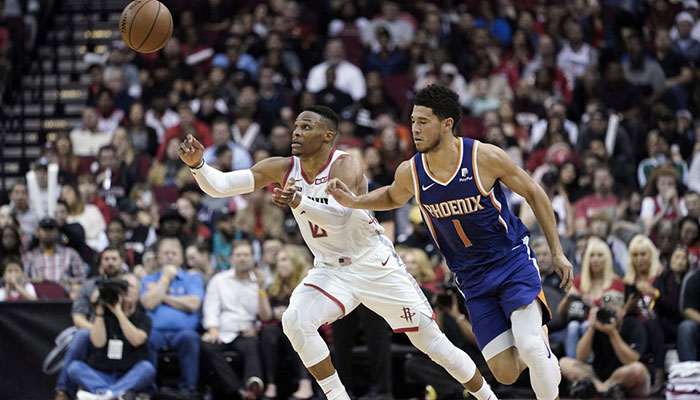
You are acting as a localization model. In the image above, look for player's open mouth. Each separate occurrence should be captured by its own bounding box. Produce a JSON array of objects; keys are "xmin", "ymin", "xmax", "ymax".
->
[{"xmin": 291, "ymin": 142, "xmax": 301, "ymax": 148}]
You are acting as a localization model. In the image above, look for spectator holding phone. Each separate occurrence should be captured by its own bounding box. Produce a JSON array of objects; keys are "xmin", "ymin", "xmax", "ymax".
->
[{"xmin": 560, "ymin": 291, "xmax": 651, "ymax": 398}]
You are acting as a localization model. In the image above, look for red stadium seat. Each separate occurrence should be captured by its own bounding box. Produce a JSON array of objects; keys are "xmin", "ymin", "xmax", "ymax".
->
[
  {"xmin": 459, "ymin": 116, "xmax": 484, "ymax": 140},
  {"xmin": 33, "ymin": 282, "xmax": 68, "ymax": 299}
]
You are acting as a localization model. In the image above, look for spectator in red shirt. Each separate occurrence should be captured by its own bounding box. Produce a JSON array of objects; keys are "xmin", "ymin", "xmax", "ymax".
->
[
  {"xmin": 574, "ymin": 166, "xmax": 618, "ymax": 234},
  {"xmin": 156, "ymin": 102, "xmax": 213, "ymax": 161}
]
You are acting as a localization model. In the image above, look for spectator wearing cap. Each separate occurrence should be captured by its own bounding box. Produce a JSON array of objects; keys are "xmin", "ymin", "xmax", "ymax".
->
[
  {"xmin": 54, "ymin": 200, "xmax": 90, "ymax": 261},
  {"xmin": 672, "ymin": 12, "xmax": 700, "ymax": 62},
  {"xmin": 654, "ymin": 28, "xmax": 694, "ymax": 112},
  {"xmin": 671, "ymin": 1, "xmax": 700, "ymax": 42},
  {"xmin": 8, "ymin": 181, "xmax": 39, "ymax": 239},
  {"xmin": 560, "ymin": 290, "xmax": 652, "ymax": 398},
  {"xmin": 306, "ymin": 39, "xmax": 366, "ymax": 101},
  {"xmin": 156, "ymin": 102, "xmax": 213, "ymax": 162},
  {"xmin": 203, "ymin": 117, "xmax": 254, "ymax": 171},
  {"xmin": 22, "ymin": 217, "xmax": 87, "ymax": 289},
  {"xmin": 70, "ymin": 107, "xmax": 113, "ymax": 157},
  {"xmin": 159, "ymin": 208, "xmax": 188, "ymax": 244},
  {"xmin": 141, "ymin": 237, "xmax": 204, "ymax": 395}
]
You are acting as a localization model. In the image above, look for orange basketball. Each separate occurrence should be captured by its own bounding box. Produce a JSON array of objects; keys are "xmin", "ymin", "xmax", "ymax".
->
[{"xmin": 119, "ymin": 0, "xmax": 173, "ymax": 53}]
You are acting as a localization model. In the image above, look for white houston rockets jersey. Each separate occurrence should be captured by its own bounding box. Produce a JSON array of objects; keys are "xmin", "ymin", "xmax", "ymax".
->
[{"xmin": 287, "ymin": 149, "xmax": 388, "ymax": 267}]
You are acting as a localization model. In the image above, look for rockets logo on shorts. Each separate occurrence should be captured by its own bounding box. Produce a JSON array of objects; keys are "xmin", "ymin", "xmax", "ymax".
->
[{"xmin": 400, "ymin": 307, "xmax": 415, "ymax": 323}]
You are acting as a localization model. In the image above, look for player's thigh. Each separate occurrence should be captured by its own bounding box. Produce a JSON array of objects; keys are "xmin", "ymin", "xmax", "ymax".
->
[
  {"xmin": 288, "ymin": 268, "xmax": 360, "ymax": 326},
  {"xmin": 355, "ymin": 265, "xmax": 433, "ymax": 333},
  {"xmin": 498, "ymin": 254, "xmax": 551, "ymax": 323}
]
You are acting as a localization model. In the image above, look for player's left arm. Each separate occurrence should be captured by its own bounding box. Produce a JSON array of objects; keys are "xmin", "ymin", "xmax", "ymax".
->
[
  {"xmin": 478, "ymin": 143, "xmax": 574, "ymax": 291},
  {"xmin": 273, "ymin": 155, "xmax": 364, "ymax": 233}
]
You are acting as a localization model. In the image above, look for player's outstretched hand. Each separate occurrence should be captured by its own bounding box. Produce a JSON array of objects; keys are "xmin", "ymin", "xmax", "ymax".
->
[
  {"xmin": 178, "ymin": 134, "xmax": 205, "ymax": 168},
  {"xmin": 326, "ymin": 178, "xmax": 356, "ymax": 207},
  {"xmin": 553, "ymin": 253, "xmax": 574, "ymax": 292},
  {"xmin": 272, "ymin": 178, "xmax": 301, "ymax": 208}
]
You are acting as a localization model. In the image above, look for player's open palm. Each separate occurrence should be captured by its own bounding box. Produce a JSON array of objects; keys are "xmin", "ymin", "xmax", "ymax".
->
[
  {"xmin": 178, "ymin": 134, "xmax": 204, "ymax": 168},
  {"xmin": 326, "ymin": 178, "xmax": 355, "ymax": 207},
  {"xmin": 553, "ymin": 253, "xmax": 574, "ymax": 292}
]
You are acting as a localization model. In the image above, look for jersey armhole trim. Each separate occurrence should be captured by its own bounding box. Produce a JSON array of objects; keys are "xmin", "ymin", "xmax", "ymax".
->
[
  {"xmin": 283, "ymin": 157, "xmax": 295, "ymax": 185},
  {"xmin": 472, "ymin": 140, "xmax": 490, "ymax": 196}
]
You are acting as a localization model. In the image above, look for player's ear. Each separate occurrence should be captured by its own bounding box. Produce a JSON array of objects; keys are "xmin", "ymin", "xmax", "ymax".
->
[
  {"xmin": 325, "ymin": 129, "xmax": 336, "ymax": 143},
  {"xmin": 443, "ymin": 117, "xmax": 454, "ymax": 133}
]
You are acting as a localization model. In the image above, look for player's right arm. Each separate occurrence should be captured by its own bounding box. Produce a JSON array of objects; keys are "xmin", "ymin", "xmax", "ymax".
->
[
  {"xmin": 327, "ymin": 160, "xmax": 415, "ymax": 211},
  {"xmin": 179, "ymin": 134, "xmax": 289, "ymax": 197}
]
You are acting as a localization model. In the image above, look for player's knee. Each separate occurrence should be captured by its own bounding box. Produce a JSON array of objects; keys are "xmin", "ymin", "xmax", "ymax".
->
[
  {"xmin": 490, "ymin": 362, "xmax": 521, "ymax": 385},
  {"xmin": 282, "ymin": 308, "xmax": 310, "ymax": 351},
  {"xmin": 513, "ymin": 330, "xmax": 544, "ymax": 362}
]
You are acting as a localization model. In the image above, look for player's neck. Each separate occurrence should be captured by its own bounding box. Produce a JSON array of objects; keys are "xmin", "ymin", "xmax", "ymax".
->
[
  {"xmin": 300, "ymin": 146, "xmax": 334, "ymax": 181},
  {"xmin": 424, "ymin": 136, "xmax": 461, "ymax": 174}
]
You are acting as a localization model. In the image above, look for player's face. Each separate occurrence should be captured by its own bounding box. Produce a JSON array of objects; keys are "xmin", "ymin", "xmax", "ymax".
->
[
  {"xmin": 411, "ymin": 106, "xmax": 444, "ymax": 153},
  {"xmin": 292, "ymin": 111, "xmax": 330, "ymax": 157}
]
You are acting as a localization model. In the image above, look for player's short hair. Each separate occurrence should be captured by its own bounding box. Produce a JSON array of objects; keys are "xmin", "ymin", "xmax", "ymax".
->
[
  {"xmin": 414, "ymin": 84, "xmax": 461, "ymax": 133},
  {"xmin": 303, "ymin": 105, "xmax": 339, "ymax": 134}
]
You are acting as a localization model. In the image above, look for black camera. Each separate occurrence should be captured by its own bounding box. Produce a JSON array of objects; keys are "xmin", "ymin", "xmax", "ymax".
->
[
  {"xmin": 96, "ymin": 278, "xmax": 129, "ymax": 306},
  {"xmin": 596, "ymin": 307, "xmax": 615, "ymax": 324},
  {"xmin": 567, "ymin": 295, "xmax": 586, "ymax": 322}
]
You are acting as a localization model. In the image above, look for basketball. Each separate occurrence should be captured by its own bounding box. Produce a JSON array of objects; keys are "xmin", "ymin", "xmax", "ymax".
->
[{"xmin": 119, "ymin": 0, "xmax": 173, "ymax": 53}]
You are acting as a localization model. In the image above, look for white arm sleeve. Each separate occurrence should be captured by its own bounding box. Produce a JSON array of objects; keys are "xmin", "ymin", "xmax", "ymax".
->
[
  {"xmin": 190, "ymin": 162, "xmax": 255, "ymax": 198},
  {"xmin": 296, "ymin": 195, "xmax": 352, "ymax": 234}
]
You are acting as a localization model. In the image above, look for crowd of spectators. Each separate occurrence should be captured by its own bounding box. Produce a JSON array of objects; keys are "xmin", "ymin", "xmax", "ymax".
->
[{"xmin": 2, "ymin": 0, "xmax": 700, "ymax": 398}]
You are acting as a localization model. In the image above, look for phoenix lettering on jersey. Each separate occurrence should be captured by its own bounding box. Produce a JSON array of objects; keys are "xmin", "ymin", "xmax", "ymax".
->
[
  {"xmin": 308, "ymin": 196, "xmax": 329, "ymax": 204},
  {"xmin": 422, "ymin": 195, "xmax": 485, "ymax": 218}
]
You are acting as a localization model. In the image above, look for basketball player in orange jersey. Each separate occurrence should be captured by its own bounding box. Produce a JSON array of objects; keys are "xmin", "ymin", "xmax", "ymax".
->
[
  {"xmin": 178, "ymin": 105, "xmax": 498, "ymax": 400},
  {"xmin": 327, "ymin": 85, "xmax": 574, "ymax": 400}
]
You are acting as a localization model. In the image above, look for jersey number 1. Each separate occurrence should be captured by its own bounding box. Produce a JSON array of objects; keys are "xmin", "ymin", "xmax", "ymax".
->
[{"xmin": 452, "ymin": 219, "xmax": 472, "ymax": 247}]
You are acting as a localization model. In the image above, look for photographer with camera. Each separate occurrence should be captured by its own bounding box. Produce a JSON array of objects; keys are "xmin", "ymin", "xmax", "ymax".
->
[
  {"xmin": 55, "ymin": 246, "xmax": 126, "ymax": 400},
  {"xmin": 560, "ymin": 290, "xmax": 651, "ymax": 398},
  {"xmin": 66, "ymin": 273, "xmax": 155, "ymax": 399}
]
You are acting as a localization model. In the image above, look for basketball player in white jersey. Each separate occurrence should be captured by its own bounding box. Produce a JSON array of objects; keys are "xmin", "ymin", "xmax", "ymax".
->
[{"xmin": 178, "ymin": 106, "xmax": 498, "ymax": 400}]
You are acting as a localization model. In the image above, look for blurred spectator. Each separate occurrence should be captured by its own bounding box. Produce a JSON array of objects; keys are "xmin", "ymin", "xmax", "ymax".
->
[
  {"xmin": 306, "ymin": 39, "xmax": 366, "ymax": 101},
  {"xmin": 66, "ymin": 274, "xmax": 154, "ymax": 399},
  {"xmin": 147, "ymin": 137, "xmax": 193, "ymax": 188},
  {"xmin": 557, "ymin": 19, "xmax": 598, "ymax": 90},
  {"xmin": 141, "ymin": 238, "xmax": 203, "ymax": 395},
  {"xmin": 235, "ymin": 189, "xmax": 284, "ymax": 241},
  {"xmin": 558, "ymin": 237, "xmax": 625, "ymax": 359},
  {"xmin": 95, "ymin": 89, "xmax": 126, "ymax": 135},
  {"xmin": 52, "ymin": 132, "xmax": 83, "ymax": 180},
  {"xmin": 641, "ymin": 165, "xmax": 685, "ymax": 239},
  {"xmin": 638, "ymin": 132, "xmax": 688, "ymax": 189},
  {"xmin": 679, "ymin": 216, "xmax": 700, "ymax": 258},
  {"xmin": 61, "ymin": 183, "xmax": 107, "ymax": 252},
  {"xmin": 654, "ymin": 27, "xmax": 693, "ymax": 111},
  {"xmin": 360, "ymin": 1, "xmax": 414, "ymax": 51},
  {"xmin": 95, "ymin": 145, "xmax": 136, "ymax": 207},
  {"xmin": 203, "ymin": 117, "xmax": 254, "ymax": 170},
  {"xmin": 261, "ymin": 245, "xmax": 313, "ymax": 400},
  {"xmin": 145, "ymin": 93, "xmax": 180, "ymax": 142},
  {"xmin": 232, "ymin": 111, "xmax": 266, "ymax": 153},
  {"xmin": 258, "ymin": 238, "xmax": 282, "ymax": 289},
  {"xmin": 256, "ymin": 66, "xmax": 293, "ymax": 132},
  {"xmin": 201, "ymin": 240, "xmax": 271, "ymax": 400},
  {"xmin": 106, "ymin": 218, "xmax": 139, "ymax": 268},
  {"xmin": 315, "ymin": 66, "xmax": 355, "ymax": 114},
  {"xmin": 672, "ymin": 12, "xmax": 700, "ymax": 62},
  {"xmin": 679, "ymin": 267, "xmax": 700, "ymax": 361},
  {"xmin": 185, "ymin": 242, "xmax": 215, "ymax": 284},
  {"xmin": 259, "ymin": 31, "xmax": 303, "ymax": 92},
  {"xmin": 0, "ymin": 257, "xmax": 36, "ymax": 301},
  {"xmin": 624, "ymin": 235, "xmax": 663, "ymax": 308},
  {"xmin": 574, "ymin": 166, "xmax": 617, "ymax": 234},
  {"xmin": 106, "ymin": 40, "xmax": 141, "ymax": 98},
  {"xmin": 104, "ymin": 66, "xmax": 136, "ymax": 113},
  {"xmin": 176, "ymin": 197, "xmax": 211, "ymax": 244},
  {"xmin": 404, "ymin": 247, "xmax": 437, "ymax": 294},
  {"xmin": 158, "ymin": 208, "xmax": 188, "ymax": 244},
  {"xmin": 8, "ymin": 181, "xmax": 38, "ymax": 239},
  {"xmin": 364, "ymin": 26, "xmax": 409, "ymax": 76},
  {"xmin": 474, "ymin": 0, "xmax": 511, "ymax": 46},
  {"xmin": 560, "ymin": 291, "xmax": 651, "ymax": 398},
  {"xmin": 0, "ymin": 225, "xmax": 21, "ymax": 259},
  {"xmin": 54, "ymin": 199, "xmax": 89, "ymax": 257},
  {"xmin": 600, "ymin": 61, "xmax": 644, "ymax": 120},
  {"xmin": 588, "ymin": 211, "xmax": 628, "ymax": 275},
  {"xmin": 655, "ymin": 245, "xmax": 692, "ymax": 345},
  {"xmin": 156, "ymin": 102, "xmax": 213, "ymax": 162},
  {"xmin": 125, "ymin": 102, "xmax": 158, "ymax": 157},
  {"xmin": 23, "ymin": 217, "xmax": 86, "ymax": 288},
  {"xmin": 70, "ymin": 107, "xmax": 113, "ymax": 157},
  {"xmin": 530, "ymin": 101, "xmax": 578, "ymax": 152}
]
